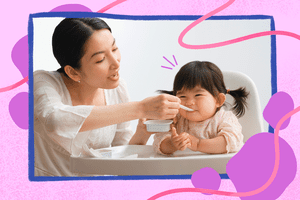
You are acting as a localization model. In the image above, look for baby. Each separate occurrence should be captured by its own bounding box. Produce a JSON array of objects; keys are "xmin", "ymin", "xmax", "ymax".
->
[{"xmin": 153, "ymin": 61, "xmax": 249, "ymax": 155}]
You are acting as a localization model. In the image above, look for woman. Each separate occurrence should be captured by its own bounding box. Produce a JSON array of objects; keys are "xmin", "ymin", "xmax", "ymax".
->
[{"xmin": 34, "ymin": 18, "xmax": 180, "ymax": 176}]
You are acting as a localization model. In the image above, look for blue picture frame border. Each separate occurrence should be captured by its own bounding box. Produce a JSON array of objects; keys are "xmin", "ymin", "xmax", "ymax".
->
[{"xmin": 28, "ymin": 12, "xmax": 276, "ymax": 181}]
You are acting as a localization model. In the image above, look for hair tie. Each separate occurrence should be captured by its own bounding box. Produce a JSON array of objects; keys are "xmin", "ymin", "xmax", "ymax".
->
[{"xmin": 226, "ymin": 89, "xmax": 230, "ymax": 94}]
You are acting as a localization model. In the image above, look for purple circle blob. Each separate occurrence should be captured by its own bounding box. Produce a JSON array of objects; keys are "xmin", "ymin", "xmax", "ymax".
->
[
  {"xmin": 263, "ymin": 91, "xmax": 294, "ymax": 130},
  {"xmin": 226, "ymin": 132, "xmax": 296, "ymax": 200},
  {"xmin": 191, "ymin": 167, "xmax": 221, "ymax": 195},
  {"xmin": 9, "ymin": 92, "xmax": 28, "ymax": 130},
  {"xmin": 11, "ymin": 4, "xmax": 92, "ymax": 84},
  {"xmin": 50, "ymin": 4, "xmax": 92, "ymax": 12},
  {"xmin": 11, "ymin": 35, "xmax": 28, "ymax": 80}
]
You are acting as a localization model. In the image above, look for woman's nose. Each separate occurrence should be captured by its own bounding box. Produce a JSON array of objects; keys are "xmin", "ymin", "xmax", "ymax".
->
[{"xmin": 109, "ymin": 52, "xmax": 120, "ymax": 69}]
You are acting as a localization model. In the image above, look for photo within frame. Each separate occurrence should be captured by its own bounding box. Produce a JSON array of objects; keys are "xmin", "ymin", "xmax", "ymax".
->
[{"xmin": 29, "ymin": 12, "xmax": 276, "ymax": 180}]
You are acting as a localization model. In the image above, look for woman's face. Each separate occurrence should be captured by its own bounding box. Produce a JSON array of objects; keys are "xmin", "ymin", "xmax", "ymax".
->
[
  {"xmin": 176, "ymin": 85, "xmax": 223, "ymax": 122},
  {"xmin": 78, "ymin": 29, "xmax": 121, "ymax": 89}
]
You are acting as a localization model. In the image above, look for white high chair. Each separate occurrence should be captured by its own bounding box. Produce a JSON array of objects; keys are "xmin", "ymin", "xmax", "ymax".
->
[
  {"xmin": 223, "ymin": 71, "xmax": 264, "ymax": 142},
  {"xmin": 70, "ymin": 71, "xmax": 265, "ymax": 176}
]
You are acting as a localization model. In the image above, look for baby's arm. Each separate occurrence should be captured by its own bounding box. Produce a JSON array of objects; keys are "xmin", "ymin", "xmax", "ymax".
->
[
  {"xmin": 160, "ymin": 127, "xmax": 190, "ymax": 154},
  {"xmin": 188, "ymin": 135, "xmax": 227, "ymax": 154}
]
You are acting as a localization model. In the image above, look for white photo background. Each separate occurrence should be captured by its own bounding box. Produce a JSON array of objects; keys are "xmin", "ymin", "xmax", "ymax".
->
[{"xmin": 33, "ymin": 16, "xmax": 273, "ymax": 144}]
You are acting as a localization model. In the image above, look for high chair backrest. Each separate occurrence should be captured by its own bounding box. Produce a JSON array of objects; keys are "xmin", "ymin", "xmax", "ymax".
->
[{"xmin": 223, "ymin": 71, "xmax": 264, "ymax": 142}]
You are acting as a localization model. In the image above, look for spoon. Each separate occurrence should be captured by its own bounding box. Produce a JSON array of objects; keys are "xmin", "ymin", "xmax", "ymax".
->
[{"xmin": 180, "ymin": 105, "xmax": 194, "ymax": 112}]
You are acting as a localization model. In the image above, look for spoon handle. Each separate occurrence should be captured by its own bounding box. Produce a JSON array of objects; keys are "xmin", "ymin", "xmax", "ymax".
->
[{"xmin": 180, "ymin": 105, "xmax": 194, "ymax": 111}]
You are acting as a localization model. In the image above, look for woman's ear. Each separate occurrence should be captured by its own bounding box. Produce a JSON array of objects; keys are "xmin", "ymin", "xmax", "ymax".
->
[
  {"xmin": 217, "ymin": 93, "xmax": 226, "ymax": 107},
  {"xmin": 64, "ymin": 65, "xmax": 81, "ymax": 82}
]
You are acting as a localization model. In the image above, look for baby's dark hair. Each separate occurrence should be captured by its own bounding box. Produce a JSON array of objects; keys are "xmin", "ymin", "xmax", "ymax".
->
[{"xmin": 158, "ymin": 61, "xmax": 249, "ymax": 117}]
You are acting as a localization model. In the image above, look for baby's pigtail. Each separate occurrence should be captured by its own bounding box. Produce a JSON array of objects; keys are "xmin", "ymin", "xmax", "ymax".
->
[{"xmin": 227, "ymin": 87, "xmax": 249, "ymax": 118}]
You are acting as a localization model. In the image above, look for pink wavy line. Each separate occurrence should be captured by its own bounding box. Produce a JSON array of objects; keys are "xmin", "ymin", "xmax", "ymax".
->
[
  {"xmin": 97, "ymin": 0, "xmax": 127, "ymax": 13},
  {"xmin": 178, "ymin": 0, "xmax": 234, "ymax": 49},
  {"xmin": 178, "ymin": 0, "xmax": 300, "ymax": 49},
  {"xmin": 0, "ymin": 76, "xmax": 28, "ymax": 93},
  {"xmin": 148, "ymin": 105, "xmax": 300, "ymax": 200},
  {"xmin": 181, "ymin": 31, "xmax": 300, "ymax": 49}
]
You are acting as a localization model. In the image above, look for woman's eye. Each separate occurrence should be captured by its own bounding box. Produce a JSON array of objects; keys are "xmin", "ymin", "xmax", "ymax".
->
[
  {"xmin": 112, "ymin": 47, "xmax": 118, "ymax": 52},
  {"xmin": 96, "ymin": 58, "xmax": 105, "ymax": 63},
  {"xmin": 179, "ymin": 96, "xmax": 186, "ymax": 98}
]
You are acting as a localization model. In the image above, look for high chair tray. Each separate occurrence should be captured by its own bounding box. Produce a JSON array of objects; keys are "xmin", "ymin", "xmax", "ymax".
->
[{"xmin": 70, "ymin": 145, "xmax": 236, "ymax": 176}]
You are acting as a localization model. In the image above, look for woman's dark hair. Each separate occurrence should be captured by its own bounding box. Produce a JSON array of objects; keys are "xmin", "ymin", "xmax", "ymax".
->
[
  {"xmin": 52, "ymin": 18, "xmax": 111, "ymax": 76},
  {"xmin": 159, "ymin": 61, "xmax": 249, "ymax": 117}
]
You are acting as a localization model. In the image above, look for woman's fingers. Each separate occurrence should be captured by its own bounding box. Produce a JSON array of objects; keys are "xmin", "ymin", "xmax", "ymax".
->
[
  {"xmin": 164, "ymin": 94, "xmax": 181, "ymax": 104},
  {"xmin": 164, "ymin": 98, "xmax": 181, "ymax": 118},
  {"xmin": 141, "ymin": 94, "xmax": 181, "ymax": 120},
  {"xmin": 167, "ymin": 101, "xmax": 181, "ymax": 109}
]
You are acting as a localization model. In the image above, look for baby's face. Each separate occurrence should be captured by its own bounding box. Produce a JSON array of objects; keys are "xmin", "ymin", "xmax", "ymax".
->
[{"xmin": 176, "ymin": 86, "xmax": 222, "ymax": 122}]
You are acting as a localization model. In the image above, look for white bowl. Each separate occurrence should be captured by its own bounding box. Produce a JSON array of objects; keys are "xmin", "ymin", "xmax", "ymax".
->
[{"xmin": 143, "ymin": 120, "xmax": 173, "ymax": 132}]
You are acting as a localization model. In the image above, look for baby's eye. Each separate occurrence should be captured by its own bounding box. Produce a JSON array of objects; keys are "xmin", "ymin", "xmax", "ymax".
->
[
  {"xmin": 195, "ymin": 94, "xmax": 202, "ymax": 97},
  {"xmin": 179, "ymin": 96, "xmax": 186, "ymax": 98}
]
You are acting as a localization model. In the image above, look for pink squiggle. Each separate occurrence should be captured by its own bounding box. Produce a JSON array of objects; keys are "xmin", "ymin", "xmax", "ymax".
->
[
  {"xmin": 148, "ymin": 105, "xmax": 300, "ymax": 200},
  {"xmin": 0, "ymin": 76, "xmax": 28, "ymax": 93},
  {"xmin": 97, "ymin": 0, "xmax": 127, "ymax": 13},
  {"xmin": 178, "ymin": 0, "xmax": 300, "ymax": 49},
  {"xmin": 178, "ymin": 0, "xmax": 234, "ymax": 49},
  {"xmin": 181, "ymin": 30, "xmax": 300, "ymax": 49}
]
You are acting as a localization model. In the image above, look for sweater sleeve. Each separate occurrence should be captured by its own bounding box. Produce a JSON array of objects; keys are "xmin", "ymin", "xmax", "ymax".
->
[
  {"xmin": 34, "ymin": 71, "xmax": 94, "ymax": 155},
  {"xmin": 153, "ymin": 132, "xmax": 172, "ymax": 155},
  {"xmin": 217, "ymin": 111, "xmax": 244, "ymax": 153}
]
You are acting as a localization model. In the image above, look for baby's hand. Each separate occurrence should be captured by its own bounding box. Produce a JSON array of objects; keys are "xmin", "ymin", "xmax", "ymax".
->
[
  {"xmin": 186, "ymin": 134, "xmax": 200, "ymax": 151},
  {"xmin": 170, "ymin": 127, "xmax": 191, "ymax": 151}
]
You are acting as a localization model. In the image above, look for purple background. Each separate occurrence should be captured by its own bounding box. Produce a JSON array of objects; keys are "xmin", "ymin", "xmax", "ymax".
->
[{"xmin": 1, "ymin": 0, "xmax": 300, "ymax": 199}]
